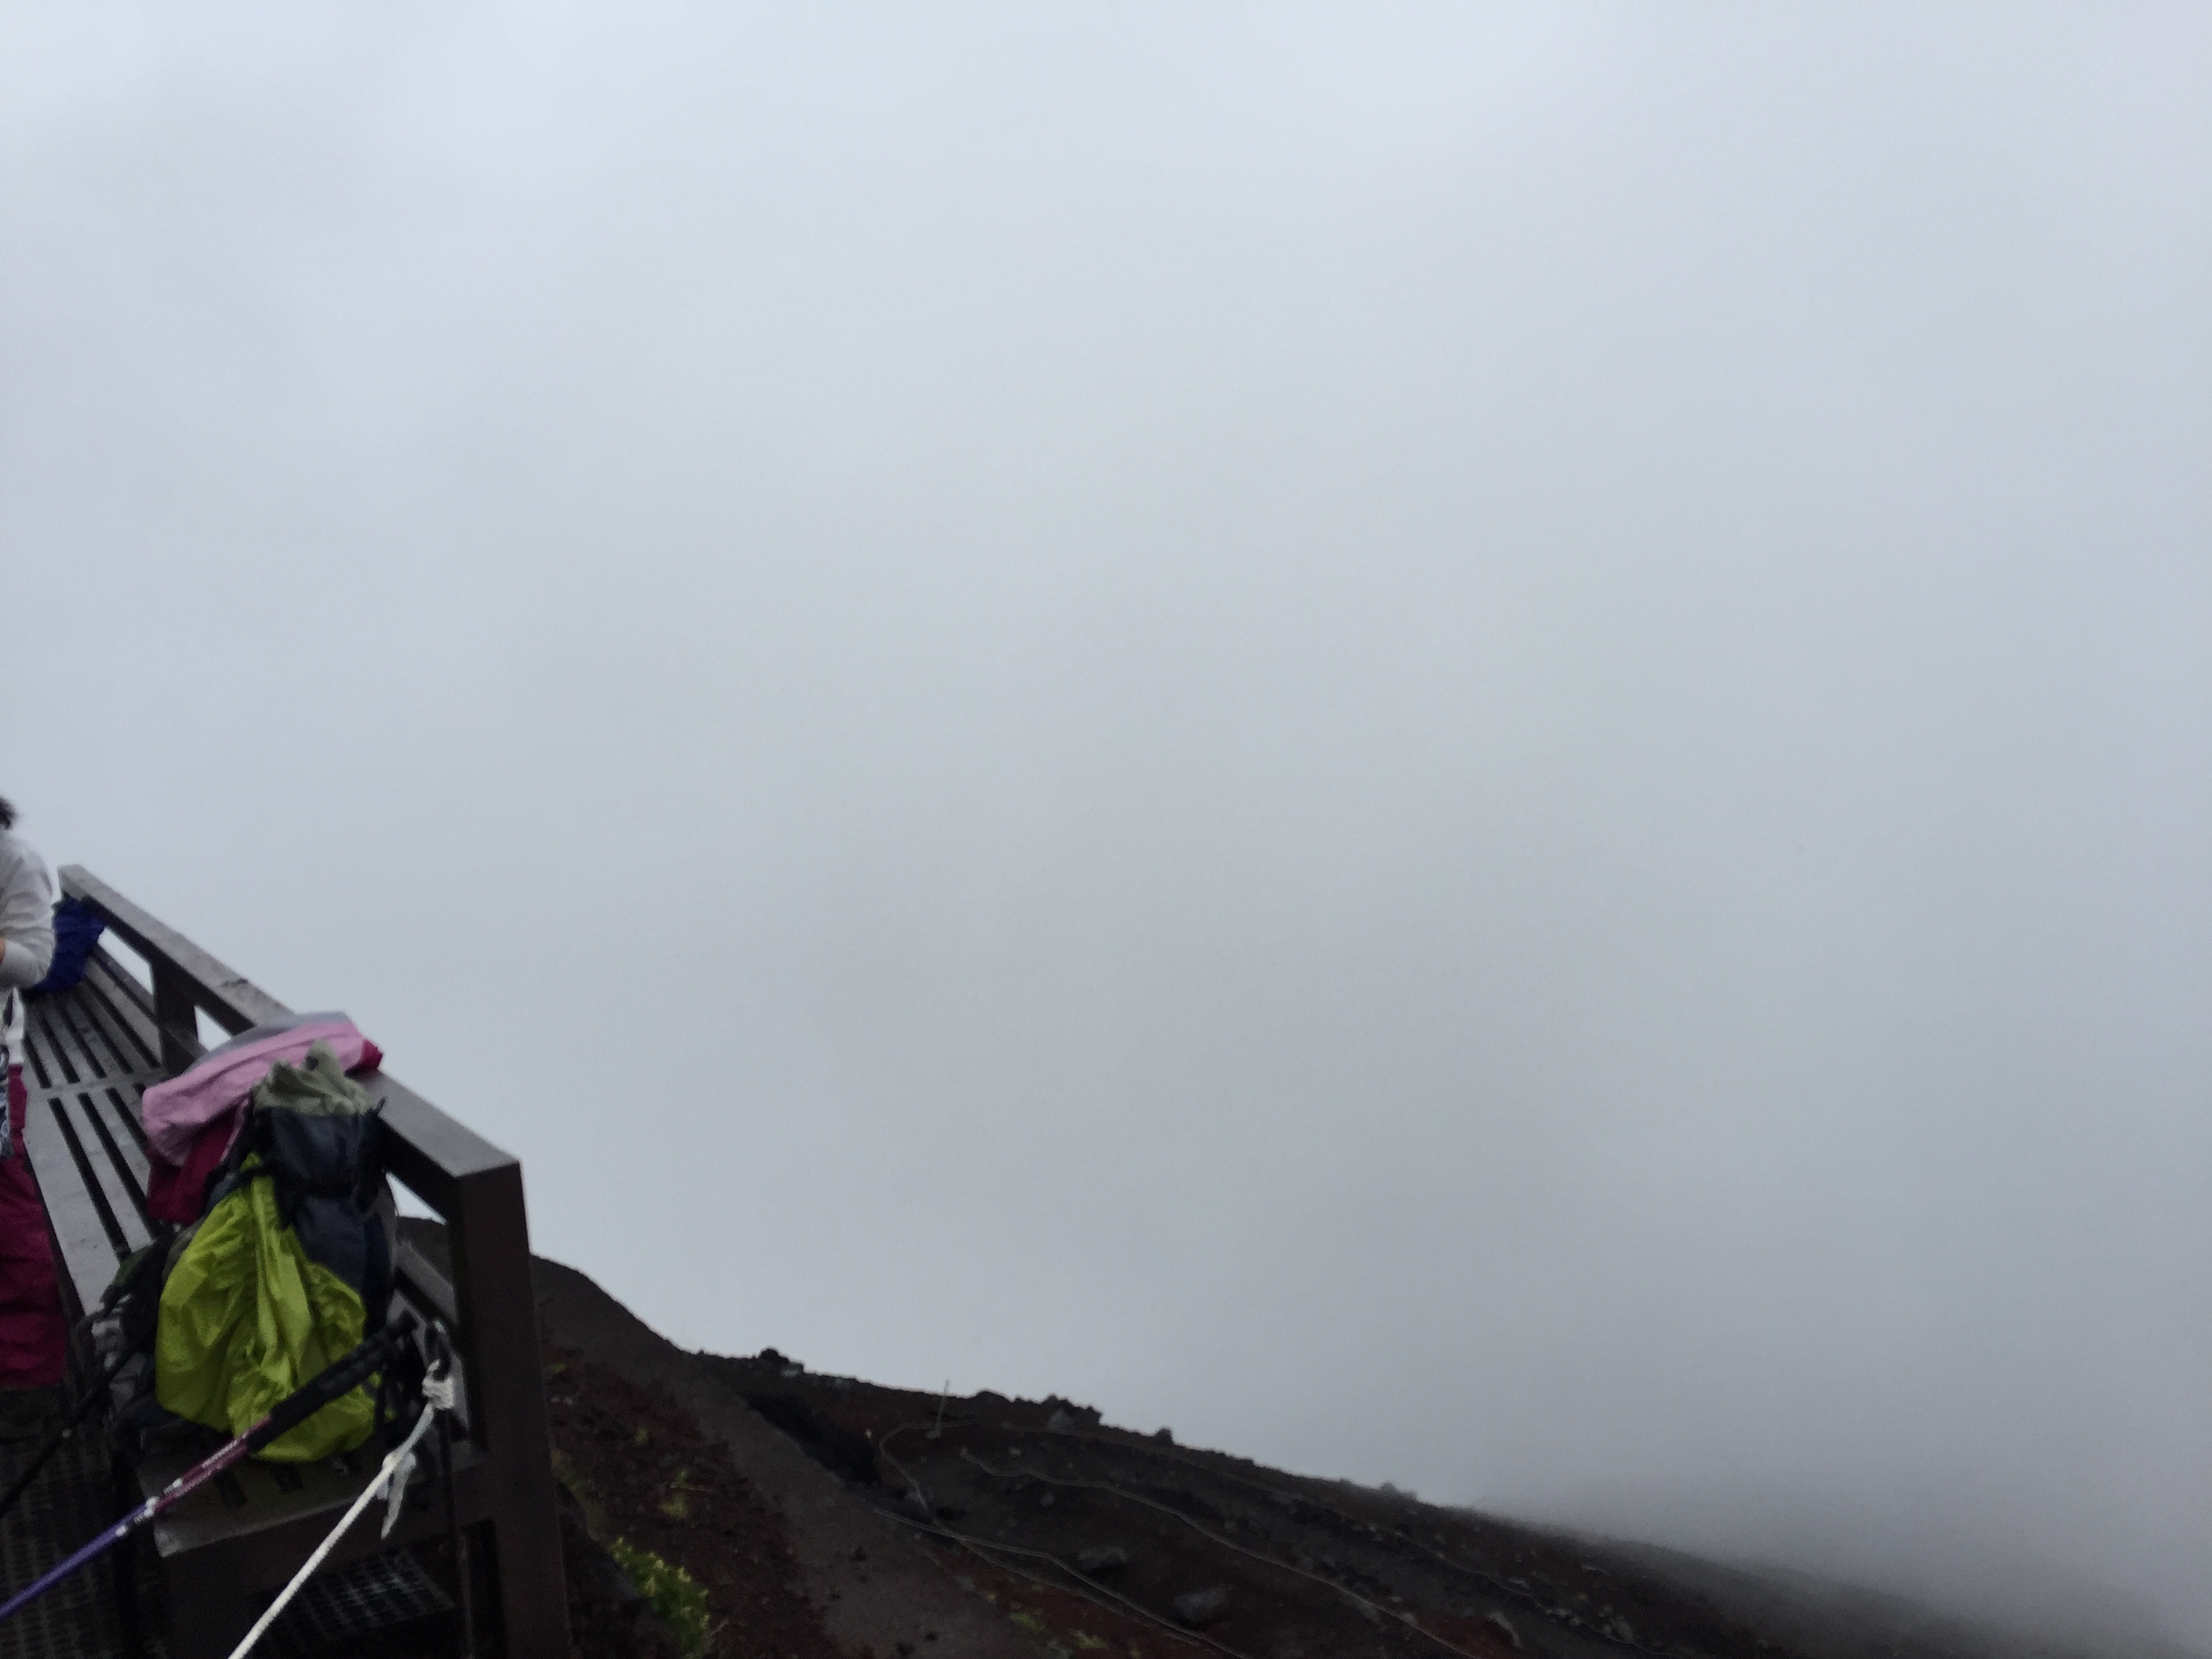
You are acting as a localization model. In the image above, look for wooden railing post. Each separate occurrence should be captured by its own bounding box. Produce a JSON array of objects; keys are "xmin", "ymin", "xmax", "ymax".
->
[
  {"xmin": 449, "ymin": 1163, "xmax": 568, "ymax": 1656},
  {"xmin": 151, "ymin": 962, "xmax": 199, "ymax": 1076}
]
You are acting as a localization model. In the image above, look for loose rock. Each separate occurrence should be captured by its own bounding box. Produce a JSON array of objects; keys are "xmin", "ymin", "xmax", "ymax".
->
[{"xmin": 1173, "ymin": 1586, "xmax": 1231, "ymax": 1628}]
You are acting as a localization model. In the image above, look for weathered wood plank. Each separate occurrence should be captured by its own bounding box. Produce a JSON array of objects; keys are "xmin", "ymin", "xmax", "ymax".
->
[
  {"xmin": 23, "ymin": 1097, "xmax": 125, "ymax": 1314},
  {"xmin": 445, "ymin": 1158, "xmax": 568, "ymax": 1658},
  {"xmin": 23, "ymin": 998, "xmax": 79, "ymax": 1089},
  {"xmin": 59, "ymin": 866, "xmax": 288, "ymax": 1035},
  {"xmin": 70, "ymin": 1092, "xmax": 155, "ymax": 1241},
  {"xmin": 371, "ymin": 1073, "xmax": 519, "ymax": 1214},
  {"xmin": 60, "ymin": 980, "xmax": 154, "ymax": 1086},
  {"xmin": 83, "ymin": 946, "xmax": 173, "ymax": 1071},
  {"xmin": 86, "ymin": 1087, "xmax": 155, "ymax": 1188},
  {"xmin": 42, "ymin": 991, "xmax": 115, "ymax": 1087},
  {"xmin": 146, "ymin": 1439, "xmax": 494, "ymax": 1555}
]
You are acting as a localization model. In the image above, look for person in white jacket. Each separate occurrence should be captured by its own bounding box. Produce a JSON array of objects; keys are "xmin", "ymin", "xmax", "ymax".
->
[{"xmin": 0, "ymin": 796, "xmax": 64, "ymax": 1437}]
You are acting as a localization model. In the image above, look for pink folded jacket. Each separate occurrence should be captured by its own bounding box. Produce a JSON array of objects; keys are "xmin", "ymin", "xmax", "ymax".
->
[{"xmin": 140, "ymin": 1015, "xmax": 383, "ymax": 1166}]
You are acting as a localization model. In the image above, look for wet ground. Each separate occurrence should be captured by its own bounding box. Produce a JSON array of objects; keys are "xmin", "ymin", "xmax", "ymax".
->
[
  {"xmin": 536, "ymin": 1243, "xmax": 1843, "ymax": 1659},
  {"xmin": 690, "ymin": 1351, "xmax": 1773, "ymax": 1659},
  {"xmin": 546, "ymin": 1264, "xmax": 2183, "ymax": 1659}
]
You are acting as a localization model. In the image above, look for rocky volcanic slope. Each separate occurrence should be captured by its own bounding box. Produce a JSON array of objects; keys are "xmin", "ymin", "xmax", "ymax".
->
[{"xmin": 529, "ymin": 1250, "xmax": 2182, "ymax": 1659}]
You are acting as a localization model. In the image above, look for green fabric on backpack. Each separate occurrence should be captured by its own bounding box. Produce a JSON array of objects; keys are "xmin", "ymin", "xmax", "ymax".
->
[
  {"xmin": 153, "ymin": 1043, "xmax": 390, "ymax": 1463},
  {"xmin": 155, "ymin": 1163, "xmax": 373, "ymax": 1460}
]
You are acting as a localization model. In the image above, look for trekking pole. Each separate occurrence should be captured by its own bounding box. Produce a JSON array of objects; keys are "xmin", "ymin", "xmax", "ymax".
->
[
  {"xmin": 222, "ymin": 1344, "xmax": 455, "ymax": 1659},
  {"xmin": 0, "ymin": 1311, "xmax": 419, "ymax": 1627}
]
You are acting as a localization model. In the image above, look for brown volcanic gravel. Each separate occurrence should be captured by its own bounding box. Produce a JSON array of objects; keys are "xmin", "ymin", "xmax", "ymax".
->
[
  {"xmin": 687, "ymin": 1354, "xmax": 1767, "ymax": 1659},
  {"xmin": 544, "ymin": 1338, "xmax": 844, "ymax": 1659}
]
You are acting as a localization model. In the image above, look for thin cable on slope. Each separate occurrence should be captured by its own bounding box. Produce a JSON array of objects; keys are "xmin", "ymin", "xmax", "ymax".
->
[
  {"xmin": 876, "ymin": 1423, "xmax": 1262, "ymax": 1659},
  {"xmin": 958, "ymin": 1448, "xmax": 1492, "ymax": 1659},
  {"xmin": 877, "ymin": 1507, "xmax": 1264, "ymax": 1659},
  {"xmin": 998, "ymin": 1420, "xmax": 1698, "ymax": 1659}
]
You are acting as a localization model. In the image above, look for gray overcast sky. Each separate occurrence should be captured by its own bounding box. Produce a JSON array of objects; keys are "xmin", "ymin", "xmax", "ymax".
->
[{"xmin": 6, "ymin": 4, "xmax": 2210, "ymax": 1647}]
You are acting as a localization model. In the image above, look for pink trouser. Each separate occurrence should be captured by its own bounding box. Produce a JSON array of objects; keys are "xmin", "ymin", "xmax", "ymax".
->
[{"xmin": 0, "ymin": 1067, "xmax": 65, "ymax": 1388}]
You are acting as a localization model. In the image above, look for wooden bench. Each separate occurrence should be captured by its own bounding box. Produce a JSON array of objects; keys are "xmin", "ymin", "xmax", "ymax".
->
[{"xmin": 16, "ymin": 867, "xmax": 569, "ymax": 1658}]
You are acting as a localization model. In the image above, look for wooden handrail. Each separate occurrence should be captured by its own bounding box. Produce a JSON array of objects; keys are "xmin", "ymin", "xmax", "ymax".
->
[
  {"xmin": 50, "ymin": 867, "xmax": 569, "ymax": 1656},
  {"xmin": 60, "ymin": 866, "xmax": 286, "ymax": 1036}
]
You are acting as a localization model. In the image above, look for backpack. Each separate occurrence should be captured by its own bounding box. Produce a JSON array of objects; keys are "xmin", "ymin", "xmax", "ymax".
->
[{"xmin": 153, "ymin": 1042, "xmax": 394, "ymax": 1462}]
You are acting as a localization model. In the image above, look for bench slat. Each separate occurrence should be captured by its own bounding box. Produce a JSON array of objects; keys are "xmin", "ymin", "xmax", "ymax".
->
[
  {"xmin": 47, "ymin": 1097, "xmax": 137, "ymax": 1255},
  {"xmin": 21, "ymin": 998, "xmax": 81, "ymax": 1093},
  {"xmin": 83, "ymin": 946, "xmax": 180, "ymax": 1072},
  {"xmin": 28, "ymin": 989, "xmax": 162, "ymax": 1152},
  {"xmin": 22, "ymin": 1096, "xmax": 125, "ymax": 1317},
  {"xmin": 83, "ymin": 1085, "xmax": 156, "ymax": 1192},
  {"xmin": 43, "ymin": 991, "xmax": 119, "ymax": 1086},
  {"xmin": 66, "ymin": 978, "xmax": 161, "ymax": 1087},
  {"xmin": 61, "ymin": 1092, "xmax": 157, "ymax": 1247},
  {"xmin": 146, "ymin": 1437, "xmax": 495, "ymax": 1557}
]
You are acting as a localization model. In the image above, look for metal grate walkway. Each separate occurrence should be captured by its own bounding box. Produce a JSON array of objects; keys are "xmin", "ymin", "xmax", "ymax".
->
[{"xmin": 0, "ymin": 1422, "xmax": 134, "ymax": 1659}]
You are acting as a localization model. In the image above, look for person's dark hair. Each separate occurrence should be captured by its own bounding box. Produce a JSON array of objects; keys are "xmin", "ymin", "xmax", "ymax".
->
[{"xmin": 0, "ymin": 797, "xmax": 14, "ymax": 830}]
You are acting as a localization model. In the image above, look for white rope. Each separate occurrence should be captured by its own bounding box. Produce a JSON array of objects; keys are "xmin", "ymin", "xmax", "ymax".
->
[
  {"xmin": 224, "ymin": 1364, "xmax": 455, "ymax": 1659},
  {"xmin": 382, "ymin": 1368, "xmax": 457, "ymax": 1540}
]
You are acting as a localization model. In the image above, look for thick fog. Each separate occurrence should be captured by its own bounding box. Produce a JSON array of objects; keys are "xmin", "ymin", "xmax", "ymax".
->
[{"xmin": 7, "ymin": 4, "xmax": 2209, "ymax": 1647}]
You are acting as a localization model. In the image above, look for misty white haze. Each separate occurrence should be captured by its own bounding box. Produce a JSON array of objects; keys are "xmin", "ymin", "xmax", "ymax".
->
[{"xmin": 5, "ymin": 4, "xmax": 2210, "ymax": 1649}]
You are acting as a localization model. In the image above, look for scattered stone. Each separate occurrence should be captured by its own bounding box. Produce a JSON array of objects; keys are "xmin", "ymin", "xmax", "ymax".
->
[
  {"xmin": 1042, "ymin": 1395, "xmax": 1100, "ymax": 1428},
  {"xmin": 1607, "ymin": 1616, "xmax": 1635, "ymax": 1643},
  {"xmin": 1153, "ymin": 1427, "xmax": 1174, "ymax": 1445},
  {"xmin": 1486, "ymin": 1612, "xmax": 1522, "ymax": 1650},
  {"xmin": 1074, "ymin": 1546, "xmax": 1129, "ymax": 1574},
  {"xmin": 1172, "ymin": 1586, "xmax": 1231, "ymax": 1628},
  {"xmin": 1046, "ymin": 1408, "xmax": 1076, "ymax": 1433}
]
